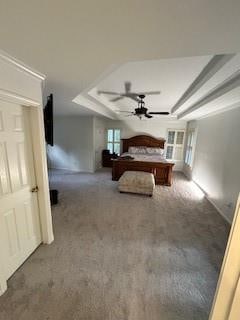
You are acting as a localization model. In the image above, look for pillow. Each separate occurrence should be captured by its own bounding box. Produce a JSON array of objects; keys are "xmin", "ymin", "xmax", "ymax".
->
[
  {"xmin": 128, "ymin": 146, "xmax": 147, "ymax": 154},
  {"xmin": 146, "ymin": 147, "xmax": 165, "ymax": 156}
]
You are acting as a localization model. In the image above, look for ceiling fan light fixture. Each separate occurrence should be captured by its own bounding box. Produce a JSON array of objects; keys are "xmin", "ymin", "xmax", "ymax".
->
[
  {"xmin": 136, "ymin": 113, "xmax": 143, "ymax": 120},
  {"xmin": 114, "ymin": 94, "xmax": 169, "ymax": 120}
]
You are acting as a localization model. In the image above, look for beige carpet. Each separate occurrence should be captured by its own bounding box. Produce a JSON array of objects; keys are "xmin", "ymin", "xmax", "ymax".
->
[{"xmin": 0, "ymin": 170, "xmax": 230, "ymax": 320}]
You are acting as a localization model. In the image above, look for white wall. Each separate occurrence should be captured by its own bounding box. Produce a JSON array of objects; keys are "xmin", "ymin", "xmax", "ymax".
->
[
  {"xmin": 93, "ymin": 116, "xmax": 107, "ymax": 170},
  {"xmin": 105, "ymin": 119, "xmax": 187, "ymax": 170},
  {"xmin": 48, "ymin": 116, "xmax": 94, "ymax": 172},
  {"xmin": 186, "ymin": 108, "xmax": 240, "ymax": 223}
]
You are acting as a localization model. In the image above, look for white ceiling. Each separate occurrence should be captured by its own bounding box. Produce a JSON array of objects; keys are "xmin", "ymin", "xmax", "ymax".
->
[
  {"xmin": 1, "ymin": 1, "xmax": 240, "ymax": 119},
  {"xmin": 76, "ymin": 53, "xmax": 240, "ymax": 121},
  {"xmin": 175, "ymin": 54, "xmax": 240, "ymax": 117},
  {"xmin": 87, "ymin": 56, "xmax": 212, "ymax": 118}
]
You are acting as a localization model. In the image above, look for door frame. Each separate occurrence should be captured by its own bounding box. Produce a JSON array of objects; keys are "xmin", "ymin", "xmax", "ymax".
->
[
  {"xmin": 0, "ymin": 90, "xmax": 54, "ymax": 295},
  {"xmin": 209, "ymin": 194, "xmax": 240, "ymax": 319}
]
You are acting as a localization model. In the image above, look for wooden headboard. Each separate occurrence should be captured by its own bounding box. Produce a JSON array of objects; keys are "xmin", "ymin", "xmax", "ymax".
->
[{"xmin": 121, "ymin": 135, "xmax": 165, "ymax": 153}]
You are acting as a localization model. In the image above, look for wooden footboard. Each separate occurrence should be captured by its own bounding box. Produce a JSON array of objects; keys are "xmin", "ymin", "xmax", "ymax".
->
[{"xmin": 112, "ymin": 160, "xmax": 174, "ymax": 186}]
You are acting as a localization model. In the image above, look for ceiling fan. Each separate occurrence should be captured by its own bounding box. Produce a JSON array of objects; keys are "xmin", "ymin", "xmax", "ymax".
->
[
  {"xmin": 97, "ymin": 81, "xmax": 161, "ymax": 102},
  {"xmin": 117, "ymin": 94, "xmax": 170, "ymax": 119}
]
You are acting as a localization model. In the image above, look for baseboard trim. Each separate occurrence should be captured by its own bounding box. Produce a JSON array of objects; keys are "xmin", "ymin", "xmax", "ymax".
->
[
  {"xmin": 0, "ymin": 278, "xmax": 7, "ymax": 296},
  {"xmin": 205, "ymin": 195, "xmax": 231, "ymax": 225},
  {"xmin": 182, "ymin": 171, "xmax": 231, "ymax": 224},
  {"xmin": 49, "ymin": 166, "xmax": 94, "ymax": 173}
]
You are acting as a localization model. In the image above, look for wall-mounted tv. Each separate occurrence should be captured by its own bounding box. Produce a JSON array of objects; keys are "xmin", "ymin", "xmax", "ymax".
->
[{"xmin": 44, "ymin": 94, "xmax": 54, "ymax": 146}]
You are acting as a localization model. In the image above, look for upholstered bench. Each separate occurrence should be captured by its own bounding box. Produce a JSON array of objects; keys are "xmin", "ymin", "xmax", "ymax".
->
[{"xmin": 118, "ymin": 171, "xmax": 155, "ymax": 196}]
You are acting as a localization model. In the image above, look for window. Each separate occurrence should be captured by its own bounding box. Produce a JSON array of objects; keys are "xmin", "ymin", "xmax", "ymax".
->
[
  {"xmin": 107, "ymin": 129, "xmax": 121, "ymax": 155},
  {"xmin": 166, "ymin": 129, "xmax": 185, "ymax": 160},
  {"xmin": 185, "ymin": 130, "xmax": 195, "ymax": 166}
]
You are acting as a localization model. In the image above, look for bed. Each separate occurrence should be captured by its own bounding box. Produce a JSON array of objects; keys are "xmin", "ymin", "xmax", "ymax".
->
[{"xmin": 112, "ymin": 135, "xmax": 175, "ymax": 186}]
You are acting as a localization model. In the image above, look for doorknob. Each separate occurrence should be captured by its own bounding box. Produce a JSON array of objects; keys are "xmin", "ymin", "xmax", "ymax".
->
[{"xmin": 31, "ymin": 186, "xmax": 39, "ymax": 193}]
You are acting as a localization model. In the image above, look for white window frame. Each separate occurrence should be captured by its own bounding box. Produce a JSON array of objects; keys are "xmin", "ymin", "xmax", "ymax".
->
[
  {"xmin": 165, "ymin": 129, "xmax": 185, "ymax": 161},
  {"xmin": 185, "ymin": 129, "xmax": 195, "ymax": 167},
  {"xmin": 107, "ymin": 128, "xmax": 121, "ymax": 155}
]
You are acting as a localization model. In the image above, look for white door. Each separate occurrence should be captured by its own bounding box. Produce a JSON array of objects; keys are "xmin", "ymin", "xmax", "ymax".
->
[{"xmin": 0, "ymin": 101, "xmax": 41, "ymax": 280}]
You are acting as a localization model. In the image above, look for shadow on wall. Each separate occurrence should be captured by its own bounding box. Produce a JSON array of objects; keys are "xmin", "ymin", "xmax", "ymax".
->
[{"xmin": 47, "ymin": 144, "xmax": 88, "ymax": 172}]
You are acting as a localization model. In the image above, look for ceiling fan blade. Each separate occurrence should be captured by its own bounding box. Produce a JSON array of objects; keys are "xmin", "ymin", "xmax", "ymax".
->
[
  {"xmin": 124, "ymin": 81, "xmax": 131, "ymax": 93},
  {"xmin": 115, "ymin": 110, "xmax": 133, "ymax": 113},
  {"xmin": 145, "ymin": 114, "xmax": 153, "ymax": 118},
  {"xmin": 139, "ymin": 91, "xmax": 161, "ymax": 95},
  {"xmin": 124, "ymin": 114, "xmax": 134, "ymax": 117},
  {"xmin": 97, "ymin": 90, "xmax": 120, "ymax": 95},
  {"xmin": 123, "ymin": 94, "xmax": 140, "ymax": 102},
  {"xmin": 110, "ymin": 96, "xmax": 124, "ymax": 102},
  {"xmin": 148, "ymin": 111, "xmax": 170, "ymax": 115}
]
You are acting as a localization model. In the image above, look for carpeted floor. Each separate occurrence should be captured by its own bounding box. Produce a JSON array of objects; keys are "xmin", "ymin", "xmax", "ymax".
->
[{"xmin": 0, "ymin": 170, "xmax": 230, "ymax": 320}]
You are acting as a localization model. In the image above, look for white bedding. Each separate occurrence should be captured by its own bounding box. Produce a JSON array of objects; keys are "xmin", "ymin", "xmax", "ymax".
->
[{"xmin": 121, "ymin": 152, "xmax": 168, "ymax": 163}]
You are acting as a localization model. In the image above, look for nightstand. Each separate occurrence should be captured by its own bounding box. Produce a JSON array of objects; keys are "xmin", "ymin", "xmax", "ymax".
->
[{"xmin": 102, "ymin": 150, "xmax": 118, "ymax": 167}]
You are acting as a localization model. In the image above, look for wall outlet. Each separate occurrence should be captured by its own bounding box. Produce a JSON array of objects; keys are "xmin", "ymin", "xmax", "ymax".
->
[{"xmin": 226, "ymin": 202, "xmax": 233, "ymax": 209}]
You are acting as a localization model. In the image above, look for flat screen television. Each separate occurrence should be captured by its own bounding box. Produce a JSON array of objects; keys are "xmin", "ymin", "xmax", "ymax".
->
[{"xmin": 44, "ymin": 94, "xmax": 54, "ymax": 146}]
